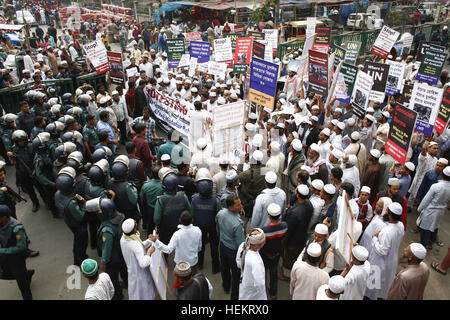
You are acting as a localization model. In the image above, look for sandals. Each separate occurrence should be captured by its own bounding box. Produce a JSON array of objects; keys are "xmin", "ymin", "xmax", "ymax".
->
[
  {"xmin": 431, "ymin": 262, "xmax": 447, "ymax": 275},
  {"xmin": 436, "ymin": 241, "xmax": 444, "ymax": 247}
]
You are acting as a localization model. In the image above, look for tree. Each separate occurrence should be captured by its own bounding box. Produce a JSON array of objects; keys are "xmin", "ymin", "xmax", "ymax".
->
[{"xmin": 250, "ymin": 0, "xmax": 280, "ymax": 25}]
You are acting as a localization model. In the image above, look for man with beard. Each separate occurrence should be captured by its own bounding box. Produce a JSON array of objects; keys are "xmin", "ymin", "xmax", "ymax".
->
[
  {"xmin": 361, "ymin": 149, "xmax": 382, "ymax": 204},
  {"xmin": 344, "ymin": 131, "xmax": 366, "ymax": 178},
  {"xmin": 317, "ymin": 128, "xmax": 331, "ymax": 162},
  {"xmin": 305, "ymin": 143, "xmax": 328, "ymax": 185},
  {"xmin": 139, "ymin": 53, "xmax": 153, "ymax": 79},
  {"xmin": 285, "ymin": 139, "xmax": 305, "ymax": 195},
  {"xmin": 373, "ymin": 178, "xmax": 407, "ymax": 230},
  {"xmin": 283, "ymin": 65, "xmax": 300, "ymax": 101}
]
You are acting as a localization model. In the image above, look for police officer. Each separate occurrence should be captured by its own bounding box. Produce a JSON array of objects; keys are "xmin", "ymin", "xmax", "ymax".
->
[
  {"xmin": 191, "ymin": 168, "xmax": 221, "ymax": 274},
  {"xmin": 140, "ymin": 166, "xmax": 163, "ymax": 233},
  {"xmin": 30, "ymin": 91, "xmax": 50, "ymax": 119},
  {"xmin": 82, "ymin": 114, "xmax": 99, "ymax": 162},
  {"xmin": 45, "ymin": 121, "xmax": 65, "ymax": 161},
  {"xmin": 61, "ymin": 93, "xmax": 74, "ymax": 113},
  {"xmin": 62, "ymin": 130, "xmax": 86, "ymax": 158},
  {"xmin": 30, "ymin": 116, "xmax": 46, "ymax": 141},
  {"xmin": 108, "ymin": 155, "xmax": 141, "ymax": 222},
  {"xmin": 33, "ymin": 132, "xmax": 60, "ymax": 218},
  {"xmin": 66, "ymin": 151, "xmax": 89, "ymax": 196},
  {"xmin": 126, "ymin": 141, "xmax": 146, "ymax": 192},
  {"xmin": 1, "ymin": 114, "xmax": 17, "ymax": 157},
  {"xmin": 87, "ymin": 197, "xmax": 127, "ymax": 300},
  {"xmin": 0, "ymin": 205, "xmax": 34, "ymax": 300},
  {"xmin": 55, "ymin": 167, "xmax": 89, "ymax": 266},
  {"xmin": 154, "ymin": 170, "xmax": 192, "ymax": 245},
  {"xmin": 67, "ymin": 106, "xmax": 85, "ymax": 129},
  {"xmin": 8, "ymin": 130, "xmax": 43, "ymax": 212},
  {"xmin": 49, "ymin": 104, "xmax": 64, "ymax": 122},
  {"xmin": 16, "ymin": 101, "xmax": 36, "ymax": 137},
  {"xmin": 52, "ymin": 141, "xmax": 77, "ymax": 179},
  {"xmin": 92, "ymin": 146, "xmax": 114, "ymax": 168}
]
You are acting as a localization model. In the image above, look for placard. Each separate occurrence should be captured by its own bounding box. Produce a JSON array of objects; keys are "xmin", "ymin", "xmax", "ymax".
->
[
  {"xmin": 351, "ymin": 70, "xmax": 374, "ymax": 119},
  {"xmin": 416, "ymin": 48, "xmax": 447, "ymax": 85},
  {"xmin": 190, "ymin": 41, "xmax": 210, "ymax": 64},
  {"xmin": 224, "ymin": 33, "xmax": 239, "ymax": 52},
  {"xmin": 308, "ymin": 49, "xmax": 328, "ymax": 97},
  {"xmin": 332, "ymin": 44, "xmax": 346, "ymax": 71},
  {"xmin": 248, "ymin": 57, "xmax": 279, "ymax": 110},
  {"xmin": 370, "ymin": 25, "xmax": 400, "ymax": 58},
  {"xmin": 184, "ymin": 31, "xmax": 202, "ymax": 47},
  {"xmin": 83, "ymin": 40, "xmax": 109, "ymax": 74},
  {"xmin": 435, "ymin": 86, "xmax": 450, "ymax": 134},
  {"xmin": 257, "ymin": 40, "xmax": 273, "ymax": 62},
  {"xmin": 188, "ymin": 57, "xmax": 197, "ymax": 77},
  {"xmin": 313, "ymin": 27, "xmax": 331, "ymax": 52},
  {"xmin": 214, "ymin": 38, "xmax": 233, "ymax": 66},
  {"xmin": 335, "ymin": 190, "xmax": 354, "ymax": 264},
  {"xmin": 402, "ymin": 84, "xmax": 414, "ymax": 106},
  {"xmin": 385, "ymin": 60, "xmax": 405, "ymax": 96},
  {"xmin": 262, "ymin": 29, "xmax": 278, "ymax": 55},
  {"xmin": 385, "ymin": 103, "xmax": 418, "ymax": 164},
  {"xmin": 148, "ymin": 245, "xmax": 169, "ymax": 300},
  {"xmin": 212, "ymin": 101, "xmax": 246, "ymax": 131},
  {"xmin": 248, "ymin": 31, "xmax": 265, "ymax": 41},
  {"xmin": 234, "ymin": 37, "xmax": 252, "ymax": 73},
  {"xmin": 107, "ymin": 51, "xmax": 124, "ymax": 85},
  {"xmin": 306, "ymin": 17, "xmax": 316, "ymax": 39},
  {"xmin": 234, "ymin": 24, "xmax": 245, "ymax": 34},
  {"xmin": 301, "ymin": 34, "xmax": 316, "ymax": 58},
  {"xmin": 338, "ymin": 63, "xmax": 358, "ymax": 104},
  {"xmin": 253, "ymin": 41, "xmax": 265, "ymax": 59},
  {"xmin": 363, "ymin": 61, "xmax": 390, "ymax": 103},
  {"xmin": 416, "ymin": 42, "xmax": 445, "ymax": 63},
  {"xmin": 409, "ymin": 82, "xmax": 443, "ymax": 136},
  {"xmin": 208, "ymin": 61, "xmax": 227, "ymax": 79},
  {"xmin": 177, "ymin": 53, "xmax": 190, "ymax": 68},
  {"xmin": 402, "ymin": 35, "xmax": 413, "ymax": 55},
  {"xmin": 343, "ymin": 41, "xmax": 361, "ymax": 65},
  {"xmin": 166, "ymin": 38, "xmax": 185, "ymax": 68}
]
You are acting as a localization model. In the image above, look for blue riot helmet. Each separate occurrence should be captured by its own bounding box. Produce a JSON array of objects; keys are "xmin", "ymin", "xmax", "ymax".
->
[
  {"xmin": 56, "ymin": 166, "xmax": 76, "ymax": 195},
  {"xmin": 11, "ymin": 130, "xmax": 28, "ymax": 144},
  {"xmin": 195, "ymin": 168, "xmax": 213, "ymax": 197},
  {"xmin": 162, "ymin": 172, "xmax": 178, "ymax": 194},
  {"xmin": 92, "ymin": 146, "xmax": 112, "ymax": 163},
  {"xmin": 88, "ymin": 159, "xmax": 109, "ymax": 185},
  {"xmin": 67, "ymin": 151, "xmax": 84, "ymax": 171}
]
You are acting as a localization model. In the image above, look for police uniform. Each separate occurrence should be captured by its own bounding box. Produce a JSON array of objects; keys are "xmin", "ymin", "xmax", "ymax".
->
[
  {"xmin": 16, "ymin": 111, "xmax": 35, "ymax": 137},
  {"xmin": 0, "ymin": 215, "xmax": 33, "ymax": 300},
  {"xmin": 108, "ymin": 178, "xmax": 140, "ymax": 222},
  {"xmin": 84, "ymin": 180, "xmax": 110, "ymax": 249},
  {"xmin": 30, "ymin": 126, "xmax": 44, "ymax": 141},
  {"xmin": 82, "ymin": 124, "xmax": 99, "ymax": 155},
  {"xmin": 1, "ymin": 128, "xmax": 14, "ymax": 153},
  {"xmin": 140, "ymin": 178, "xmax": 163, "ymax": 233},
  {"xmin": 34, "ymin": 150, "xmax": 59, "ymax": 218}
]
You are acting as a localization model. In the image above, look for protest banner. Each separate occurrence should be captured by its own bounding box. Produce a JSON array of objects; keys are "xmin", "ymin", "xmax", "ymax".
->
[
  {"xmin": 385, "ymin": 60, "xmax": 405, "ymax": 96},
  {"xmin": 190, "ymin": 41, "xmax": 210, "ymax": 63},
  {"xmin": 328, "ymin": 53, "xmax": 335, "ymax": 87},
  {"xmin": 385, "ymin": 103, "xmax": 418, "ymax": 164},
  {"xmin": 401, "ymin": 84, "xmax": 414, "ymax": 106},
  {"xmin": 416, "ymin": 42, "xmax": 445, "ymax": 63},
  {"xmin": 332, "ymin": 44, "xmax": 346, "ymax": 71},
  {"xmin": 208, "ymin": 61, "xmax": 227, "ymax": 79},
  {"xmin": 184, "ymin": 31, "xmax": 202, "ymax": 47},
  {"xmin": 166, "ymin": 39, "xmax": 185, "ymax": 68},
  {"xmin": 197, "ymin": 63, "xmax": 208, "ymax": 73},
  {"xmin": 402, "ymin": 35, "xmax": 413, "ymax": 55},
  {"xmin": 214, "ymin": 38, "xmax": 233, "ymax": 67},
  {"xmin": 306, "ymin": 17, "xmax": 316, "ymax": 39},
  {"xmin": 262, "ymin": 29, "xmax": 278, "ymax": 55},
  {"xmin": 234, "ymin": 24, "xmax": 245, "ymax": 34},
  {"xmin": 301, "ymin": 34, "xmax": 316, "ymax": 58},
  {"xmin": 253, "ymin": 40, "xmax": 265, "ymax": 59},
  {"xmin": 177, "ymin": 53, "xmax": 190, "ymax": 68},
  {"xmin": 325, "ymin": 61, "xmax": 343, "ymax": 108},
  {"xmin": 363, "ymin": 61, "xmax": 390, "ymax": 103},
  {"xmin": 335, "ymin": 73, "xmax": 348, "ymax": 100},
  {"xmin": 107, "ymin": 51, "xmax": 124, "ymax": 85},
  {"xmin": 257, "ymin": 40, "xmax": 273, "ymax": 62},
  {"xmin": 248, "ymin": 57, "xmax": 279, "ymax": 110},
  {"xmin": 335, "ymin": 190, "xmax": 354, "ymax": 264},
  {"xmin": 188, "ymin": 57, "xmax": 197, "ymax": 77},
  {"xmin": 212, "ymin": 101, "xmax": 246, "ymax": 157},
  {"xmin": 145, "ymin": 87, "xmax": 190, "ymax": 136},
  {"xmin": 409, "ymin": 82, "xmax": 443, "ymax": 136},
  {"xmin": 83, "ymin": 40, "xmax": 109, "ymax": 74},
  {"xmin": 234, "ymin": 37, "xmax": 252, "ymax": 74},
  {"xmin": 351, "ymin": 70, "xmax": 374, "ymax": 119},
  {"xmin": 416, "ymin": 48, "xmax": 447, "ymax": 85},
  {"xmin": 149, "ymin": 245, "xmax": 169, "ymax": 300},
  {"xmin": 337, "ymin": 62, "xmax": 358, "ymax": 104},
  {"xmin": 126, "ymin": 67, "xmax": 138, "ymax": 78},
  {"xmin": 313, "ymin": 27, "xmax": 331, "ymax": 52},
  {"xmin": 435, "ymin": 86, "xmax": 450, "ymax": 134},
  {"xmin": 248, "ymin": 31, "xmax": 265, "ymax": 41},
  {"xmin": 343, "ymin": 41, "xmax": 361, "ymax": 65},
  {"xmin": 224, "ymin": 33, "xmax": 239, "ymax": 52},
  {"xmin": 308, "ymin": 49, "xmax": 329, "ymax": 97},
  {"xmin": 370, "ymin": 25, "xmax": 400, "ymax": 59}
]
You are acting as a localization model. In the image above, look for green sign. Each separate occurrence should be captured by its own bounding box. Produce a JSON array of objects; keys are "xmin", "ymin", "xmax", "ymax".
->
[
  {"xmin": 233, "ymin": 64, "xmax": 247, "ymax": 74},
  {"xmin": 332, "ymin": 44, "xmax": 346, "ymax": 71},
  {"xmin": 340, "ymin": 62, "xmax": 358, "ymax": 98},
  {"xmin": 166, "ymin": 39, "xmax": 186, "ymax": 68},
  {"xmin": 224, "ymin": 33, "xmax": 239, "ymax": 53}
]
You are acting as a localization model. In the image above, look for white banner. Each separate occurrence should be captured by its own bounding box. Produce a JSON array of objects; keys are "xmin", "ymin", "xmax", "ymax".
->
[
  {"xmin": 385, "ymin": 60, "xmax": 406, "ymax": 96},
  {"xmin": 83, "ymin": 40, "xmax": 109, "ymax": 73},
  {"xmin": 262, "ymin": 29, "xmax": 278, "ymax": 52},
  {"xmin": 371, "ymin": 25, "xmax": 400, "ymax": 58},
  {"xmin": 145, "ymin": 88, "xmax": 191, "ymax": 136},
  {"xmin": 208, "ymin": 61, "xmax": 227, "ymax": 79},
  {"xmin": 335, "ymin": 191, "xmax": 354, "ymax": 264},
  {"xmin": 302, "ymin": 34, "xmax": 315, "ymax": 58},
  {"xmin": 178, "ymin": 53, "xmax": 190, "ymax": 68},
  {"xmin": 351, "ymin": 70, "xmax": 374, "ymax": 118},
  {"xmin": 214, "ymin": 38, "xmax": 233, "ymax": 62},
  {"xmin": 188, "ymin": 57, "xmax": 197, "ymax": 77},
  {"xmin": 197, "ymin": 62, "xmax": 209, "ymax": 73},
  {"xmin": 306, "ymin": 17, "xmax": 316, "ymax": 39},
  {"xmin": 409, "ymin": 82, "xmax": 443, "ymax": 136},
  {"xmin": 335, "ymin": 73, "xmax": 348, "ymax": 100}
]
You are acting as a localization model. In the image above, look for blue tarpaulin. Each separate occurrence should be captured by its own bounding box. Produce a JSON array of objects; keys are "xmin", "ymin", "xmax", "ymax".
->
[{"xmin": 153, "ymin": 1, "xmax": 197, "ymax": 24}]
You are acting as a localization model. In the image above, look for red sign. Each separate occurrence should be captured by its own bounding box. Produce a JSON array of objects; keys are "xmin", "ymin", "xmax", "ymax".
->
[
  {"xmin": 234, "ymin": 25, "xmax": 245, "ymax": 34},
  {"xmin": 234, "ymin": 37, "xmax": 253, "ymax": 64},
  {"xmin": 107, "ymin": 51, "xmax": 124, "ymax": 85},
  {"xmin": 435, "ymin": 86, "xmax": 450, "ymax": 134}
]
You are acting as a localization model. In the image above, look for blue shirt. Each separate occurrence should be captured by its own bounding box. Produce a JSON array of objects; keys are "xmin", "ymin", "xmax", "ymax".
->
[
  {"xmin": 388, "ymin": 173, "xmax": 411, "ymax": 199},
  {"xmin": 416, "ymin": 169, "xmax": 441, "ymax": 202},
  {"xmin": 97, "ymin": 120, "xmax": 115, "ymax": 141}
]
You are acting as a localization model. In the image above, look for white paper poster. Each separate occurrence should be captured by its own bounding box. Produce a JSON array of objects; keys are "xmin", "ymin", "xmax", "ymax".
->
[
  {"xmin": 351, "ymin": 70, "xmax": 374, "ymax": 119},
  {"xmin": 188, "ymin": 57, "xmax": 197, "ymax": 77},
  {"xmin": 301, "ymin": 34, "xmax": 316, "ymax": 58},
  {"xmin": 214, "ymin": 38, "xmax": 233, "ymax": 62},
  {"xmin": 370, "ymin": 25, "xmax": 400, "ymax": 58},
  {"xmin": 385, "ymin": 60, "xmax": 406, "ymax": 96},
  {"xmin": 335, "ymin": 191, "xmax": 354, "ymax": 264},
  {"xmin": 177, "ymin": 53, "xmax": 190, "ymax": 68},
  {"xmin": 83, "ymin": 40, "xmax": 109, "ymax": 73},
  {"xmin": 262, "ymin": 29, "xmax": 278, "ymax": 52},
  {"xmin": 208, "ymin": 61, "xmax": 227, "ymax": 79},
  {"xmin": 306, "ymin": 17, "xmax": 316, "ymax": 39}
]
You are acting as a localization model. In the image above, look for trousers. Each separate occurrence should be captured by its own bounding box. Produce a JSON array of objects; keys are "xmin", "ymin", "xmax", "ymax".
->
[
  {"xmin": 68, "ymin": 224, "xmax": 88, "ymax": 265},
  {"xmin": 105, "ymin": 257, "xmax": 128, "ymax": 300},
  {"xmin": 261, "ymin": 254, "xmax": 280, "ymax": 297},
  {"xmin": 198, "ymin": 224, "xmax": 220, "ymax": 271},
  {"xmin": 420, "ymin": 228, "xmax": 438, "ymax": 247},
  {"xmin": 0, "ymin": 254, "xmax": 32, "ymax": 300},
  {"xmin": 219, "ymin": 242, "xmax": 240, "ymax": 300}
]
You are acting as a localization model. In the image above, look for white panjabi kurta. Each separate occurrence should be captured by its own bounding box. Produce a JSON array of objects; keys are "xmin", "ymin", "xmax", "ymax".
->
[
  {"xmin": 265, "ymin": 152, "xmax": 286, "ymax": 188},
  {"xmin": 316, "ymin": 284, "xmax": 338, "ymax": 300},
  {"xmin": 188, "ymin": 109, "xmax": 209, "ymax": 152},
  {"xmin": 84, "ymin": 272, "xmax": 115, "ymax": 300},
  {"xmin": 344, "ymin": 142, "xmax": 367, "ymax": 178},
  {"xmin": 340, "ymin": 261, "xmax": 371, "ymax": 300},
  {"xmin": 359, "ymin": 215, "xmax": 387, "ymax": 253},
  {"xmin": 120, "ymin": 237, "xmax": 156, "ymax": 300},
  {"xmin": 318, "ymin": 140, "xmax": 331, "ymax": 162},
  {"xmin": 408, "ymin": 153, "xmax": 437, "ymax": 199},
  {"xmin": 236, "ymin": 243, "xmax": 267, "ymax": 300},
  {"xmin": 365, "ymin": 221, "xmax": 404, "ymax": 300},
  {"xmin": 290, "ymin": 260, "xmax": 330, "ymax": 300},
  {"xmin": 417, "ymin": 180, "xmax": 450, "ymax": 232},
  {"xmin": 342, "ymin": 166, "xmax": 361, "ymax": 196}
]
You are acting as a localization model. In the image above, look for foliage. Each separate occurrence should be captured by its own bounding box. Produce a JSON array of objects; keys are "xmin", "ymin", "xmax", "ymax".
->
[{"xmin": 249, "ymin": 0, "xmax": 279, "ymax": 24}]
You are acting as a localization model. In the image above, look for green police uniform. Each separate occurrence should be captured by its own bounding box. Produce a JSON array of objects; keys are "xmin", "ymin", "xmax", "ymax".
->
[
  {"xmin": 1, "ymin": 128, "xmax": 14, "ymax": 152},
  {"xmin": 82, "ymin": 124, "xmax": 100, "ymax": 153}
]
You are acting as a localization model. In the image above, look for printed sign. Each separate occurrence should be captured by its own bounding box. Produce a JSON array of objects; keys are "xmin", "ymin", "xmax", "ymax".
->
[
  {"xmin": 350, "ymin": 70, "xmax": 374, "ymax": 119},
  {"xmin": 184, "ymin": 32, "xmax": 202, "ymax": 47},
  {"xmin": 343, "ymin": 41, "xmax": 361, "ymax": 65},
  {"xmin": 177, "ymin": 53, "xmax": 190, "ymax": 68},
  {"xmin": 416, "ymin": 48, "xmax": 447, "ymax": 85},
  {"xmin": 248, "ymin": 57, "xmax": 279, "ymax": 110},
  {"xmin": 190, "ymin": 41, "xmax": 210, "ymax": 64},
  {"xmin": 332, "ymin": 44, "xmax": 346, "ymax": 71},
  {"xmin": 83, "ymin": 40, "xmax": 109, "ymax": 74},
  {"xmin": 208, "ymin": 61, "xmax": 227, "ymax": 79},
  {"xmin": 402, "ymin": 84, "xmax": 414, "ymax": 106},
  {"xmin": 337, "ymin": 62, "xmax": 358, "ymax": 104},
  {"xmin": 306, "ymin": 17, "xmax": 316, "ymax": 39},
  {"xmin": 363, "ymin": 61, "xmax": 390, "ymax": 103},
  {"xmin": 107, "ymin": 51, "xmax": 124, "ymax": 85},
  {"xmin": 166, "ymin": 39, "xmax": 185, "ymax": 68},
  {"xmin": 248, "ymin": 31, "xmax": 265, "ymax": 41},
  {"xmin": 385, "ymin": 60, "xmax": 405, "ymax": 96},
  {"xmin": 308, "ymin": 49, "xmax": 329, "ymax": 97},
  {"xmin": 262, "ymin": 29, "xmax": 278, "ymax": 55},
  {"xmin": 234, "ymin": 37, "xmax": 252, "ymax": 74},
  {"xmin": 224, "ymin": 33, "xmax": 239, "ymax": 52},
  {"xmin": 214, "ymin": 38, "xmax": 233, "ymax": 67},
  {"xmin": 370, "ymin": 25, "xmax": 400, "ymax": 58},
  {"xmin": 253, "ymin": 41, "xmax": 265, "ymax": 59},
  {"xmin": 313, "ymin": 27, "xmax": 331, "ymax": 52},
  {"xmin": 435, "ymin": 87, "xmax": 450, "ymax": 134}
]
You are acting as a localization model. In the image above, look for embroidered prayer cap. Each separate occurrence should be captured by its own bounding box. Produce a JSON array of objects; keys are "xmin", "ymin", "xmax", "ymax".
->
[
  {"xmin": 174, "ymin": 261, "xmax": 192, "ymax": 277},
  {"xmin": 410, "ymin": 243, "xmax": 427, "ymax": 260},
  {"xmin": 81, "ymin": 258, "xmax": 98, "ymax": 277},
  {"xmin": 352, "ymin": 245, "xmax": 369, "ymax": 262},
  {"xmin": 122, "ymin": 218, "xmax": 135, "ymax": 233}
]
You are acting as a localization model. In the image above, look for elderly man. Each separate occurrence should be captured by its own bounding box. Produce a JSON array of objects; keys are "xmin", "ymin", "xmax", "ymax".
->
[
  {"xmin": 173, "ymin": 261, "xmax": 213, "ymax": 300},
  {"xmin": 342, "ymin": 154, "xmax": 360, "ymax": 197},
  {"xmin": 387, "ymin": 243, "xmax": 429, "ymax": 300},
  {"xmin": 373, "ymin": 111, "xmax": 390, "ymax": 150},
  {"xmin": 251, "ymin": 171, "xmax": 287, "ymax": 230},
  {"xmin": 305, "ymin": 143, "xmax": 328, "ymax": 185},
  {"xmin": 344, "ymin": 131, "xmax": 367, "ymax": 178}
]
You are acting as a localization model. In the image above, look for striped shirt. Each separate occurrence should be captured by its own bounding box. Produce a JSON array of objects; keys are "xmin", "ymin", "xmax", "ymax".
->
[{"xmin": 261, "ymin": 221, "xmax": 288, "ymax": 257}]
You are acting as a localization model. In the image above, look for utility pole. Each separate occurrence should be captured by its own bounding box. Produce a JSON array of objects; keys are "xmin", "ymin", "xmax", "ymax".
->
[
  {"xmin": 22, "ymin": 8, "xmax": 30, "ymax": 50},
  {"xmin": 353, "ymin": 0, "xmax": 359, "ymax": 32},
  {"xmin": 134, "ymin": 1, "xmax": 138, "ymax": 22},
  {"xmin": 234, "ymin": 0, "xmax": 238, "ymax": 24}
]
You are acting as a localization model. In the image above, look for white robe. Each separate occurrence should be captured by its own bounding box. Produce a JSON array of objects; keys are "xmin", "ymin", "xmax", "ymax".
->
[
  {"xmin": 359, "ymin": 215, "xmax": 387, "ymax": 253},
  {"xmin": 265, "ymin": 153, "xmax": 285, "ymax": 188},
  {"xmin": 408, "ymin": 153, "xmax": 437, "ymax": 198},
  {"xmin": 365, "ymin": 222, "xmax": 404, "ymax": 300},
  {"xmin": 417, "ymin": 180, "xmax": 450, "ymax": 232},
  {"xmin": 236, "ymin": 243, "xmax": 267, "ymax": 300},
  {"xmin": 188, "ymin": 109, "xmax": 208, "ymax": 152},
  {"xmin": 120, "ymin": 237, "xmax": 156, "ymax": 300},
  {"xmin": 318, "ymin": 140, "xmax": 331, "ymax": 162},
  {"xmin": 340, "ymin": 261, "xmax": 371, "ymax": 300},
  {"xmin": 84, "ymin": 272, "xmax": 115, "ymax": 300},
  {"xmin": 316, "ymin": 284, "xmax": 338, "ymax": 300},
  {"xmin": 342, "ymin": 166, "xmax": 360, "ymax": 196}
]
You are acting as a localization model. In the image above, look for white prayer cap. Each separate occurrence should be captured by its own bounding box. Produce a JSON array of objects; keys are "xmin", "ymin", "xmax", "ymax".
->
[
  {"xmin": 388, "ymin": 177, "xmax": 400, "ymax": 186},
  {"xmin": 206, "ymin": 78, "xmax": 213, "ymax": 82},
  {"xmin": 292, "ymin": 132, "xmax": 299, "ymax": 139},
  {"xmin": 382, "ymin": 111, "xmax": 390, "ymax": 118},
  {"xmin": 230, "ymin": 93, "xmax": 238, "ymax": 100},
  {"xmin": 161, "ymin": 154, "xmax": 171, "ymax": 161},
  {"xmin": 75, "ymin": 88, "xmax": 83, "ymax": 96},
  {"xmin": 300, "ymin": 165, "xmax": 311, "ymax": 174},
  {"xmin": 337, "ymin": 122, "xmax": 345, "ymax": 131},
  {"xmin": 297, "ymin": 184, "xmax": 309, "ymax": 196},
  {"xmin": 292, "ymin": 139, "xmax": 302, "ymax": 152},
  {"xmin": 307, "ymin": 242, "xmax": 322, "ymax": 258},
  {"xmin": 328, "ymin": 275, "xmax": 345, "ymax": 294},
  {"xmin": 331, "ymin": 119, "xmax": 339, "ymax": 126},
  {"xmin": 270, "ymin": 141, "xmax": 280, "ymax": 152},
  {"xmin": 22, "ymin": 69, "xmax": 30, "ymax": 74},
  {"xmin": 312, "ymin": 179, "xmax": 324, "ymax": 191},
  {"xmin": 210, "ymin": 92, "xmax": 216, "ymax": 97},
  {"xmin": 366, "ymin": 107, "xmax": 375, "ymax": 113},
  {"xmin": 387, "ymin": 54, "xmax": 393, "ymax": 59},
  {"xmin": 310, "ymin": 115, "xmax": 319, "ymax": 122},
  {"xmin": 226, "ymin": 170, "xmax": 239, "ymax": 182},
  {"xmin": 219, "ymin": 154, "xmax": 229, "ymax": 165},
  {"xmin": 253, "ymin": 134, "xmax": 263, "ymax": 147},
  {"xmin": 174, "ymin": 261, "xmax": 191, "ymax": 277},
  {"xmin": 352, "ymin": 245, "xmax": 369, "ymax": 262},
  {"xmin": 193, "ymin": 80, "xmax": 200, "ymax": 85},
  {"xmin": 249, "ymin": 112, "xmax": 258, "ymax": 120},
  {"xmin": 175, "ymin": 80, "xmax": 182, "ymax": 85},
  {"xmin": 191, "ymin": 87, "xmax": 198, "ymax": 93},
  {"xmin": 265, "ymin": 171, "xmax": 278, "ymax": 184},
  {"xmin": 86, "ymin": 90, "xmax": 94, "ymax": 95},
  {"xmin": 351, "ymin": 131, "xmax": 360, "ymax": 141},
  {"xmin": 298, "ymin": 99, "xmax": 307, "ymax": 109},
  {"xmin": 267, "ymin": 203, "xmax": 281, "ymax": 216},
  {"xmin": 395, "ymin": 57, "xmax": 402, "ymax": 62},
  {"xmin": 365, "ymin": 114, "xmax": 376, "ymax": 123},
  {"xmin": 184, "ymin": 78, "xmax": 192, "ymax": 84},
  {"xmin": 428, "ymin": 141, "xmax": 438, "ymax": 147},
  {"xmin": 157, "ymin": 78, "xmax": 163, "ymax": 83},
  {"xmin": 405, "ymin": 162, "xmax": 415, "ymax": 172},
  {"xmin": 331, "ymin": 148, "xmax": 344, "ymax": 160},
  {"xmin": 323, "ymin": 184, "xmax": 336, "ymax": 195},
  {"xmin": 388, "ymin": 202, "xmax": 403, "ymax": 216},
  {"xmin": 346, "ymin": 118, "xmax": 356, "ymax": 126},
  {"xmin": 99, "ymin": 97, "xmax": 109, "ymax": 104},
  {"xmin": 245, "ymin": 123, "xmax": 256, "ymax": 131},
  {"xmin": 370, "ymin": 149, "xmax": 381, "ymax": 159},
  {"xmin": 218, "ymin": 97, "xmax": 226, "ymax": 105},
  {"xmin": 310, "ymin": 143, "xmax": 320, "ymax": 153},
  {"xmin": 410, "ymin": 243, "xmax": 427, "ymax": 260},
  {"xmin": 277, "ymin": 122, "xmax": 285, "ymax": 129},
  {"xmin": 279, "ymin": 98, "xmax": 287, "ymax": 105},
  {"xmin": 122, "ymin": 218, "xmax": 135, "ymax": 233},
  {"xmin": 321, "ymin": 128, "xmax": 331, "ymax": 136},
  {"xmin": 315, "ymin": 223, "xmax": 329, "ymax": 235},
  {"xmin": 348, "ymin": 154, "xmax": 357, "ymax": 166},
  {"xmin": 221, "ymin": 83, "xmax": 227, "ymax": 88},
  {"xmin": 162, "ymin": 52, "xmax": 168, "ymax": 57},
  {"xmin": 288, "ymin": 64, "xmax": 297, "ymax": 72},
  {"xmin": 311, "ymin": 105, "xmax": 319, "ymax": 110},
  {"xmin": 438, "ymin": 158, "xmax": 449, "ymax": 165},
  {"xmin": 111, "ymin": 90, "xmax": 119, "ymax": 96},
  {"xmin": 334, "ymin": 108, "xmax": 343, "ymax": 114},
  {"xmin": 197, "ymin": 137, "xmax": 207, "ymax": 149},
  {"xmin": 360, "ymin": 186, "xmax": 371, "ymax": 194},
  {"xmin": 252, "ymin": 150, "xmax": 264, "ymax": 162},
  {"xmin": 156, "ymin": 68, "xmax": 162, "ymax": 73},
  {"xmin": 226, "ymin": 80, "xmax": 232, "ymax": 85},
  {"xmin": 444, "ymin": 166, "xmax": 450, "ymax": 177}
]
